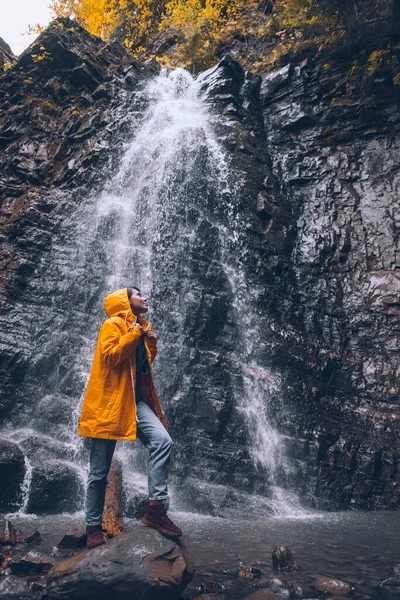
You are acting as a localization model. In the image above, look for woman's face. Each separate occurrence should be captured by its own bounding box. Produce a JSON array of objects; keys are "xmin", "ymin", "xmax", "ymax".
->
[{"xmin": 128, "ymin": 288, "xmax": 148, "ymax": 315}]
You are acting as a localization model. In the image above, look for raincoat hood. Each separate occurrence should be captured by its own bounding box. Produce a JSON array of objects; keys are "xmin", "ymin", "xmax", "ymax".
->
[
  {"xmin": 103, "ymin": 288, "xmax": 150, "ymax": 330},
  {"xmin": 104, "ymin": 288, "xmax": 132, "ymax": 320}
]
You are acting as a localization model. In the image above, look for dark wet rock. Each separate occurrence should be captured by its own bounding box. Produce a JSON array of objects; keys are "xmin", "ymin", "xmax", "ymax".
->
[
  {"xmin": 51, "ymin": 546, "xmax": 82, "ymax": 559},
  {"xmin": 19, "ymin": 433, "xmax": 74, "ymax": 463},
  {"xmin": 198, "ymin": 577, "xmax": 226, "ymax": 594},
  {"xmin": 0, "ymin": 520, "xmax": 17, "ymax": 546},
  {"xmin": 0, "ymin": 575, "xmax": 28, "ymax": 596},
  {"xmin": 26, "ymin": 461, "xmax": 84, "ymax": 514},
  {"xmin": 311, "ymin": 576, "xmax": 352, "ymax": 595},
  {"xmin": 0, "ymin": 17, "xmax": 149, "ymax": 333},
  {"xmin": 57, "ymin": 529, "xmax": 86, "ymax": 549},
  {"xmin": 380, "ymin": 564, "xmax": 400, "ymax": 589},
  {"xmin": 143, "ymin": 57, "xmax": 161, "ymax": 74},
  {"xmin": 260, "ymin": 64, "xmax": 293, "ymax": 103},
  {"xmin": 36, "ymin": 394, "xmax": 73, "ymax": 428},
  {"xmin": 380, "ymin": 577, "xmax": 400, "ymax": 589},
  {"xmin": 28, "ymin": 581, "xmax": 47, "ymax": 596},
  {"xmin": 272, "ymin": 545, "xmax": 301, "ymax": 572},
  {"xmin": 123, "ymin": 487, "xmax": 148, "ymax": 519},
  {"xmin": 0, "ymin": 439, "xmax": 25, "ymax": 512},
  {"xmin": 20, "ymin": 530, "xmax": 43, "ymax": 545},
  {"xmin": 269, "ymin": 577, "xmax": 291, "ymax": 599},
  {"xmin": 257, "ymin": 54, "xmax": 400, "ymax": 510},
  {"xmin": 253, "ymin": 579, "xmax": 277, "ymax": 589},
  {"xmin": 0, "ymin": 38, "xmax": 15, "ymax": 66},
  {"xmin": 237, "ymin": 562, "xmax": 261, "ymax": 579},
  {"xmin": 47, "ymin": 527, "xmax": 195, "ymax": 599},
  {"xmin": 199, "ymin": 52, "xmax": 400, "ymax": 510},
  {"xmin": 175, "ymin": 477, "xmax": 231, "ymax": 515},
  {"xmin": 174, "ymin": 478, "xmax": 275, "ymax": 517},
  {"xmin": 199, "ymin": 54, "xmax": 245, "ymax": 103},
  {"xmin": 151, "ymin": 30, "xmax": 179, "ymax": 56},
  {"xmin": 261, "ymin": 63, "xmax": 318, "ymax": 131},
  {"xmin": 9, "ymin": 551, "xmax": 56, "ymax": 575},
  {"xmin": 276, "ymin": 571, "xmax": 316, "ymax": 596}
]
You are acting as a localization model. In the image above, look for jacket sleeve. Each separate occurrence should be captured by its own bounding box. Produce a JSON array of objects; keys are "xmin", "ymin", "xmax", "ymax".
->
[{"xmin": 100, "ymin": 319, "xmax": 142, "ymax": 368}]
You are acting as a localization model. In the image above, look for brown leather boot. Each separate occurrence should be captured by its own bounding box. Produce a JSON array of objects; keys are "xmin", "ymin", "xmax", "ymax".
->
[
  {"xmin": 86, "ymin": 525, "xmax": 105, "ymax": 549},
  {"xmin": 142, "ymin": 504, "xmax": 182, "ymax": 537}
]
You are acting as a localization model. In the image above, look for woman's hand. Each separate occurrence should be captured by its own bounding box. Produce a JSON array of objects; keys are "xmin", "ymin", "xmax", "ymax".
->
[{"xmin": 145, "ymin": 330, "xmax": 157, "ymax": 344}]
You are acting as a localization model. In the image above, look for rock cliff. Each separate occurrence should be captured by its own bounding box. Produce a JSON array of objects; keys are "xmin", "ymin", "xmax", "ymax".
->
[
  {"xmin": 0, "ymin": 18, "xmax": 399, "ymax": 512},
  {"xmin": 0, "ymin": 38, "xmax": 15, "ymax": 66},
  {"xmin": 258, "ymin": 54, "xmax": 400, "ymax": 509}
]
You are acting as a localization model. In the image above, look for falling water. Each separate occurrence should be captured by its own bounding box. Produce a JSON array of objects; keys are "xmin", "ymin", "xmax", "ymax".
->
[
  {"xmin": 3, "ymin": 67, "xmax": 307, "ymax": 517},
  {"xmin": 83, "ymin": 67, "xmax": 306, "ymax": 516}
]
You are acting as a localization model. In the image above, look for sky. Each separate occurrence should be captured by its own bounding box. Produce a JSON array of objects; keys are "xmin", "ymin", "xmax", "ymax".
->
[{"xmin": 1, "ymin": 0, "xmax": 53, "ymax": 56}]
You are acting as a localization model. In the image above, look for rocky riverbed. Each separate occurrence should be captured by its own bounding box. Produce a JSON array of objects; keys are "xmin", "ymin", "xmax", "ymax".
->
[{"xmin": 1, "ymin": 511, "xmax": 400, "ymax": 599}]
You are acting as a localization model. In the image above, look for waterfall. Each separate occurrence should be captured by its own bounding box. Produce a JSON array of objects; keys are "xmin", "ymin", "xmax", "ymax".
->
[{"xmin": 2, "ymin": 68, "xmax": 307, "ymax": 518}]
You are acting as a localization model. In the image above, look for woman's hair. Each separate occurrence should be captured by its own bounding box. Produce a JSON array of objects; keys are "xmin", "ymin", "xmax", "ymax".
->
[{"xmin": 127, "ymin": 286, "xmax": 140, "ymax": 299}]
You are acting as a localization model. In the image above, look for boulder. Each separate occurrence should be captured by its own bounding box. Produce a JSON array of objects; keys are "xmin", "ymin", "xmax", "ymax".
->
[
  {"xmin": 0, "ymin": 520, "xmax": 17, "ymax": 546},
  {"xmin": 380, "ymin": 564, "xmax": 400, "ymax": 589},
  {"xmin": 269, "ymin": 577, "xmax": 291, "ymax": 599},
  {"xmin": 47, "ymin": 527, "xmax": 195, "ymax": 600},
  {"xmin": 311, "ymin": 576, "xmax": 352, "ymax": 595},
  {"xmin": 197, "ymin": 577, "xmax": 226, "ymax": 594},
  {"xmin": 19, "ymin": 433, "xmax": 74, "ymax": 462},
  {"xmin": 0, "ymin": 439, "xmax": 25, "ymax": 512},
  {"xmin": 26, "ymin": 461, "xmax": 84, "ymax": 514},
  {"xmin": 124, "ymin": 487, "xmax": 148, "ymax": 519},
  {"xmin": 380, "ymin": 576, "xmax": 400, "ymax": 589},
  {"xmin": 21, "ymin": 530, "xmax": 43, "ymax": 545},
  {"xmin": 0, "ymin": 575, "xmax": 28, "ymax": 596},
  {"xmin": 57, "ymin": 529, "xmax": 86, "ymax": 549},
  {"xmin": 272, "ymin": 545, "xmax": 301, "ymax": 572},
  {"xmin": 381, "ymin": 577, "xmax": 400, "ymax": 589},
  {"xmin": 237, "ymin": 562, "xmax": 261, "ymax": 579},
  {"xmin": 9, "ymin": 552, "xmax": 56, "ymax": 575},
  {"xmin": 37, "ymin": 394, "xmax": 73, "ymax": 427}
]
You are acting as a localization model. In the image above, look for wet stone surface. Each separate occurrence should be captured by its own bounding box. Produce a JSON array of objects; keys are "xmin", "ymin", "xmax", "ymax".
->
[
  {"xmin": 0, "ymin": 511, "xmax": 398, "ymax": 600},
  {"xmin": 0, "ymin": 439, "xmax": 25, "ymax": 513},
  {"xmin": 26, "ymin": 462, "xmax": 84, "ymax": 515}
]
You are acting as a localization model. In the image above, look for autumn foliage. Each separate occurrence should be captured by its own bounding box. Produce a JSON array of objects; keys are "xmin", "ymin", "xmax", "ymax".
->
[
  {"xmin": 48, "ymin": 0, "xmax": 244, "ymax": 70},
  {"xmin": 46, "ymin": 0, "xmax": 398, "ymax": 74}
]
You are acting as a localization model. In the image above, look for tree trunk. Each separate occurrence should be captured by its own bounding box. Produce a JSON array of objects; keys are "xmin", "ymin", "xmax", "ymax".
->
[{"xmin": 102, "ymin": 457, "xmax": 123, "ymax": 539}]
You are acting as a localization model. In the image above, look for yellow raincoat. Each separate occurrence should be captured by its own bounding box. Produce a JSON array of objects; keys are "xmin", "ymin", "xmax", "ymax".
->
[{"xmin": 78, "ymin": 288, "xmax": 166, "ymax": 440}]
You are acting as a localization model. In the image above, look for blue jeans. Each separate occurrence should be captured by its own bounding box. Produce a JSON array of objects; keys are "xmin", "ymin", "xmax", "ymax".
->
[{"xmin": 85, "ymin": 397, "xmax": 173, "ymax": 526}]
